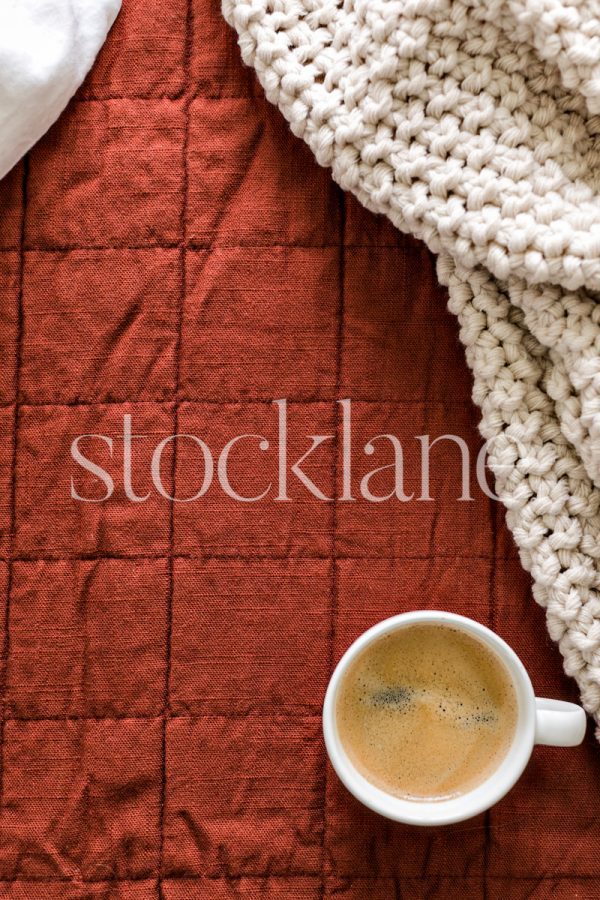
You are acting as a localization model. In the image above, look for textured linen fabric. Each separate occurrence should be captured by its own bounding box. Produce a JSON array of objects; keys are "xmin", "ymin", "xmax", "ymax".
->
[{"xmin": 0, "ymin": 0, "xmax": 599, "ymax": 898}]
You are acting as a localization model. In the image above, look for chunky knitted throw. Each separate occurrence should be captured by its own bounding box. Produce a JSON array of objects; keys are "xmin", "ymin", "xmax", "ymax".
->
[{"xmin": 223, "ymin": 0, "xmax": 600, "ymax": 737}]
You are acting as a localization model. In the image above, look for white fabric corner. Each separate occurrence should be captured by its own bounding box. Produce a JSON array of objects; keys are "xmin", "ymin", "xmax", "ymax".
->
[{"xmin": 0, "ymin": 0, "xmax": 121, "ymax": 180}]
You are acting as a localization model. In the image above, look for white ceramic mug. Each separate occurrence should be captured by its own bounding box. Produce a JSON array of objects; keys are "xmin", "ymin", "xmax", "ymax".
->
[{"xmin": 322, "ymin": 610, "xmax": 587, "ymax": 826}]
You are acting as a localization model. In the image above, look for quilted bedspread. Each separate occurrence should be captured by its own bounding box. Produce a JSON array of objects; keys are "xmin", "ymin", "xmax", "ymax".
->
[{"xmin": 0, "ymin": 1, "xmax": 599, "ymax": 898}]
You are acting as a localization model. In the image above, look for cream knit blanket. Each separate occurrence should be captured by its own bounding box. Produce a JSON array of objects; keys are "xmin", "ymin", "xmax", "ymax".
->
[{"xmin": 223, "ymin": 0, "xmax": 600, "ymax": 737}]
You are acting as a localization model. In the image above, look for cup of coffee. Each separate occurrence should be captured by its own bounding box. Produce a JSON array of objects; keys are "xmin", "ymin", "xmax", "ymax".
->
[{"xmin": 322, "ymin": 611, "xmax": 587, "ymax": 825}]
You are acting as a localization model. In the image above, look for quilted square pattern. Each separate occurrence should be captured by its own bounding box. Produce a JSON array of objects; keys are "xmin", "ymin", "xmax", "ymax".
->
[
  {"xmin": 0, "ymin": 719, "xmax": 162, "ymax": 880},
  {"xmin": 181, "ymin": 248, "xmax": 339, "ymax": 401},
  {"xmin": 26, "ymin": 100, "xmax": 185, "ymax": 249},
  {"xmin": 21, "ymin": 249, "xmax": 179, "ymax": 403},
  {"xmin": 163, "ymin": 716, "xmax": 323, "ymax": 877},
  {"xmin": 335, "ymin": 400, "xmax": 493, "ymax": 557},
  {"xmin": 77, "ymin": 0, "xmax": 187, "ymax": 99},
  {"xmin": 170, "ymin": 557, "xmax": 331, "ymax": 715},
  {"xmin": 15, "ymin": 403, "xmax": 173, "ymax": 555},
  {"xmin": 6, "ymin": 558, "xmax": 168, "ymax": 718},
  {"xmin": 173, "ymin": 401, "xmax": 335, "ymax": 556},
  {"xmin": 187, "ymin": 97, "xmax": 341, "ymax": 246},
  {"xmin": 341, "ymin": 244, "xmax": 472, "ymax": 403},
  {"xmin": 0, "ymin": 0, "xmax": 598, "ymax": 894}
]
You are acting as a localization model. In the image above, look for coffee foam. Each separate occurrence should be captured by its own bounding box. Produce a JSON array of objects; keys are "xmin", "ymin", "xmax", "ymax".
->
[{"xmin": 336, "ymin": 623, "xmax": 518, "ymax": 801}]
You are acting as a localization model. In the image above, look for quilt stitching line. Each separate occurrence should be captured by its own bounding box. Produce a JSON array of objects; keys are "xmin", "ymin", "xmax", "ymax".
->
[
  {"xmin": 482, "ymin": 501, "xmax": 499, "ymax": 899},
  {"xmin": 157, "ymin": 2, "xmax": 193, "ymax": 895},
  {"xmin": 0, "ymin": 398, "xmax": 478, "ymax": 406},
  {"xmin": 19, "ymin": 243, "xmax": 346, "ymax": 251},
  {"xmin": 0, "ymin": 553, "xmax": 518, "ymax": 562},
  {"xmin": 3, "ymin": 713, "xmax": 324, "ymax": 722},
  {"xmin": 0, "ymin": 158, "xmax": 27, "ymax": 810},
  {"xmin": 0, "ymin": 872, "xmax": 597, "ymax": 883},
  {"xmin": 321, "ymin": 189, "xmax": 346, "ymax": 897}
]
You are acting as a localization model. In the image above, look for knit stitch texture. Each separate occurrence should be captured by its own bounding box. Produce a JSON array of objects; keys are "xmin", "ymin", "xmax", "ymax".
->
[{"xmin": 223, "ymin": 0, "xmax": 600, "ymax": 736}]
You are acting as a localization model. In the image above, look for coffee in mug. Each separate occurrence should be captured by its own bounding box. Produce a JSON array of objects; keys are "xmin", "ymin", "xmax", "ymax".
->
[
  {"xmin": 335, "ymin": 622, "xmax": 518, "ymax": 801},
  {"xmin": 324, "ymin": 611, "xmax": 587, "ymax": 825}
]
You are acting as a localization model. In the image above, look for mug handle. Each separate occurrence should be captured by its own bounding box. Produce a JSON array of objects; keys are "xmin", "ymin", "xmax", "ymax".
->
[{"xmin": 534, "ymin": 698, "xmax": 587, "ymax": 747}]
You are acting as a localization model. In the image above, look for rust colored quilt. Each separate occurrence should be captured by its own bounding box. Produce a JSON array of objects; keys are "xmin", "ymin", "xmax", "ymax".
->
[{"xmin": 0, "ymin": 1, "xmax": 599, "ymax": 898}]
